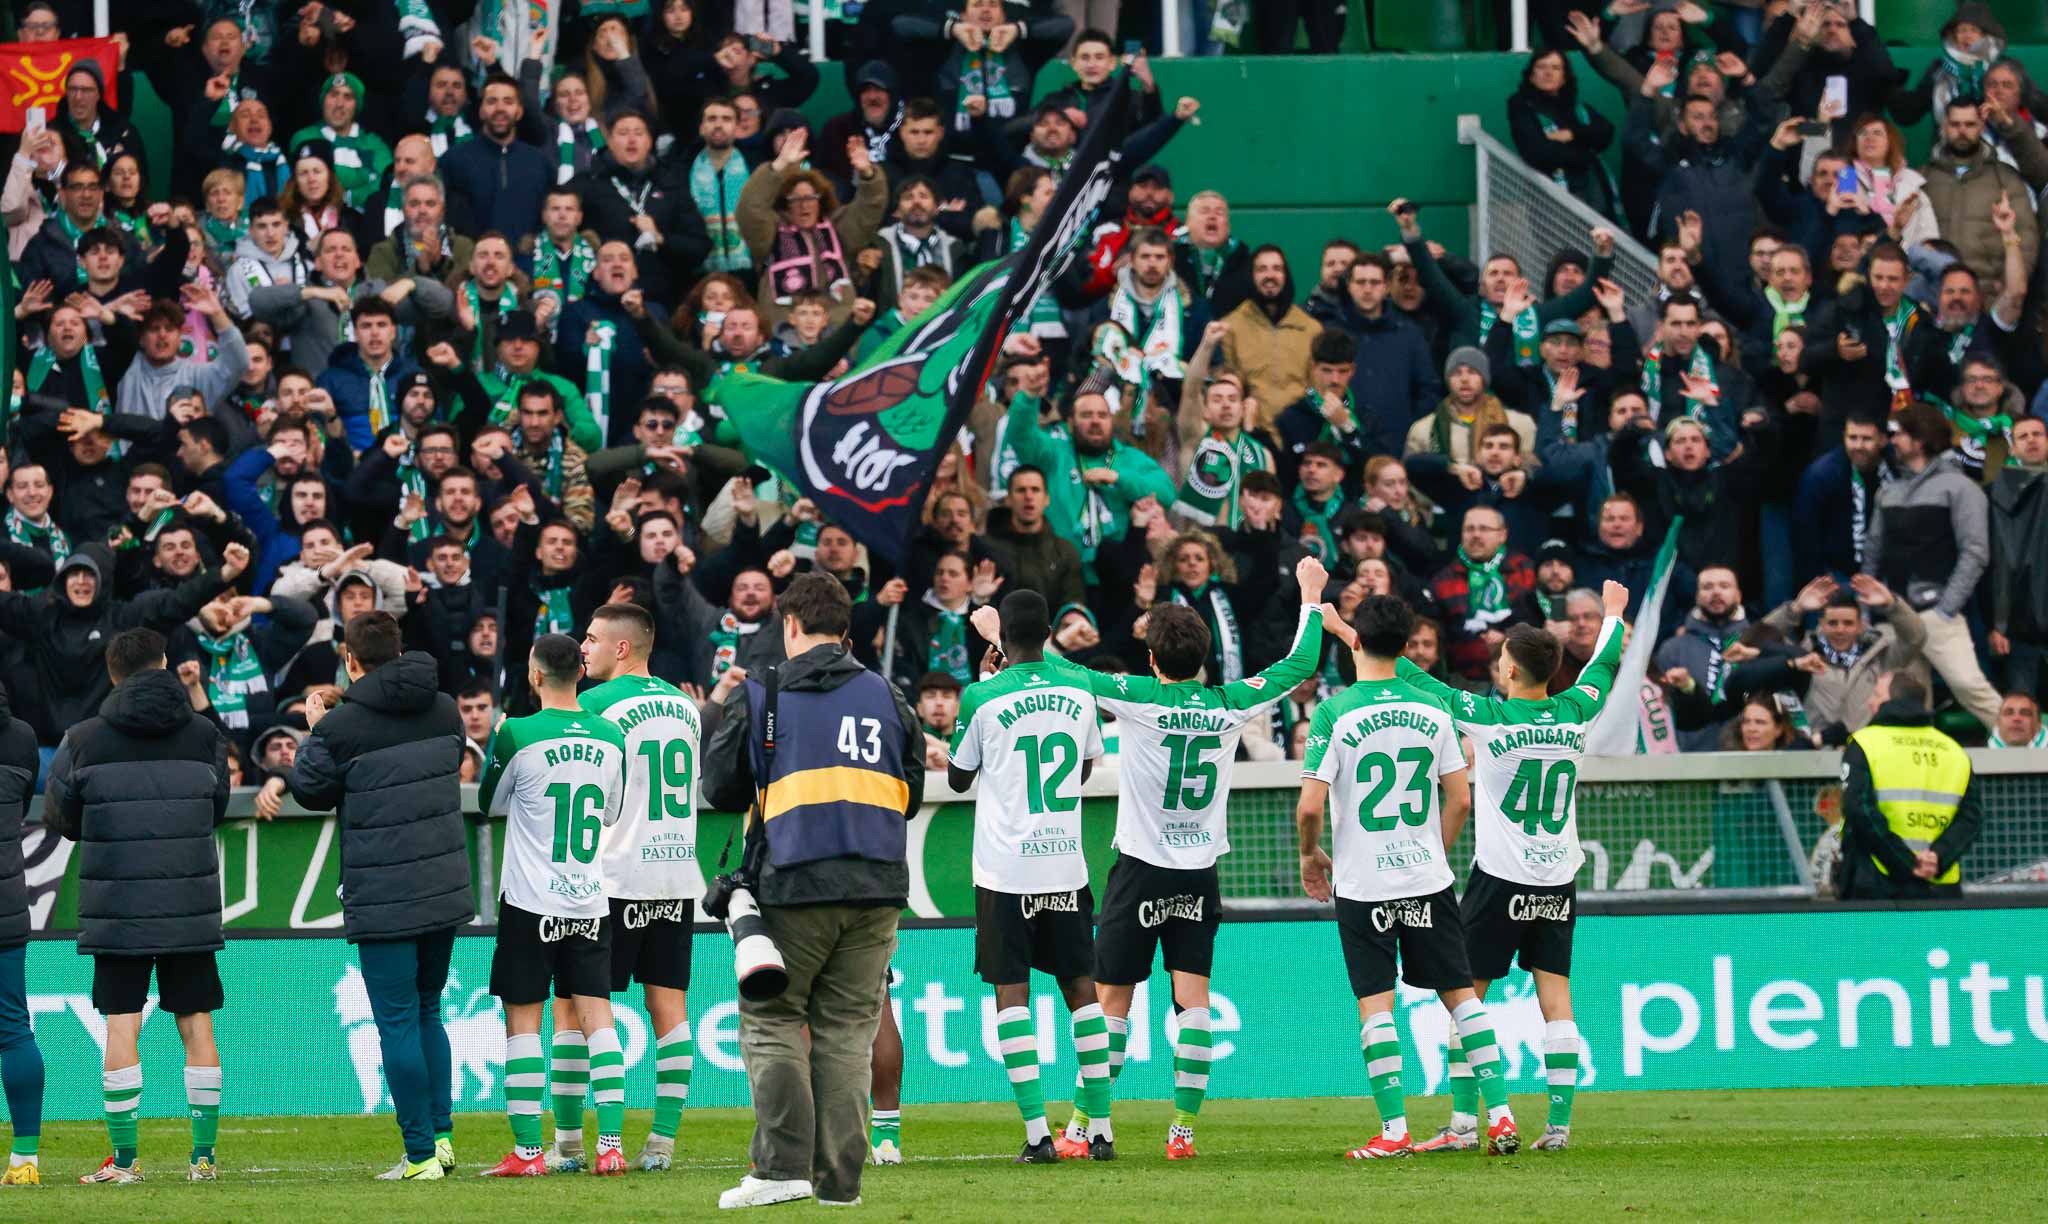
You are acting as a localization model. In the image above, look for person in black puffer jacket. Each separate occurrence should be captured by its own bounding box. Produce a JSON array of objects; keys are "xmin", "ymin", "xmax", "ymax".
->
[
  {"xmin": 0, "ymin": 677, "xmax": 43, "ymax": 1183},
  {"xmin": 287, "ymin": 612, "xmax": 473, "ymax": 1179},
  {"xmin": 44, "ymin": 628, "xmax": 230, "ymax": 1182}
]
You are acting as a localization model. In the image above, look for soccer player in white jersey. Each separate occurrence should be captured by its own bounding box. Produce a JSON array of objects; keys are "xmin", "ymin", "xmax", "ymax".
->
[
  {"xmin": 1392, "ymin": 580, "xmax": 1629, "ymax": 1154},
  {"xmin": 948, "ymin": 590, "xmax": 1108, "ymax": 1165},
  {"xmin": 1021, "ymin": 555, "xmax": 1330, "ymax": 1162},
  {"xmin": 1298, "ymin": 595, "xmax": 1519, "ymax": 1159},
  {"xmin": 478, "ymin": 634, "xmax": 629, "ymax": 1177},
  {"xmin": 540, "ymin": 604, "xmax": 722, "ymax": 1174}
]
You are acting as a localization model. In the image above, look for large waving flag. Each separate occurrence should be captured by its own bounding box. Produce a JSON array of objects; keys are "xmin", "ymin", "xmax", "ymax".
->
[
  {"xmin": 722, "ymin": 76, "xmax": 1135, "ymax": 567},
  {"xmin": 1584, "ymin": 517, "xmax": 1684, "ymax": 756},
  {"xmin": 0, "ymin": 37, "xmax": 120, "ymax": 132}
]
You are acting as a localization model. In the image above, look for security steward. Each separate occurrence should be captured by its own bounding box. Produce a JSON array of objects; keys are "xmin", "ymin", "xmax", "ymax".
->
[
  {"xmin": 1838, "ymin": 672, "xmax": 1983, "ymax": 900},
  {"xmin": 702, "ymin": 573, "xmax": 922, "ymax": 1210}
]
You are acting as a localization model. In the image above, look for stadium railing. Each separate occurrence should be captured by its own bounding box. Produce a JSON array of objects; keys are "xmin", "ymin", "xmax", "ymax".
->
[{"xmin": 1456, "ymin": 113, "xmax": 1663, "ymax": 310}]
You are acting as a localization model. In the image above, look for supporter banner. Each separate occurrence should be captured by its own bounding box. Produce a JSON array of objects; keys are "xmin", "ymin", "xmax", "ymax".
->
[
  {"xmin": 721, "ymin": 74, "xmax": 1132, "ymax": 566},
  {"xmin": 0, "ymin": 37, "xmax": 120, "ymax": 131},
  {"xmin": 21, "ymin": 908, "xmax": 2047, "ymax": 1121},
  {"xmin": 1584, "ymin": 516, "xmax": 1683, "ymax": 756}
]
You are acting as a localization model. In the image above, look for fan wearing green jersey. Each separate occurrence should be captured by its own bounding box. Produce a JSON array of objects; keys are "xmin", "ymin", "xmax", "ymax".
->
[
  {"xmin": 947, "ymin": 590, "xmax": 1108, "ymax": 1166},
  {"xmin": 981, "ymin": 555, "xmax": 1331, "ymax": 1163},
  {"xmin": 540, "ymin": 604, "xmax": 728, "ymax": 1175},
  {"xmin": 478, "ymin": 634, "xmax": 629, "ymax": 1178},
  {"xmin": 1299, "ymin": 595, "xmax": 1518, "ymax": 1159},
  {"xmin": 1375, "ymin": 579, "xmax": 1629, "ymax": 1155}
]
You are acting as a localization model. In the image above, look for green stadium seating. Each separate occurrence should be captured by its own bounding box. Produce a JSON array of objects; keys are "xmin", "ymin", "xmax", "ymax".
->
[
  {"xmin": 1991, "ymin": 0, "xmax": 2048, "ymax": 44},
  {"xmin": 1873, "ymin": 0, "xmax": 1950, "ymax": 44}
]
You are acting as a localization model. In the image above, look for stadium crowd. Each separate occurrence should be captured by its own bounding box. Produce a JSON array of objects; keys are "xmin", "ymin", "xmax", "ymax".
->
[{"xmin": 0, "ymin": 0, "xmax": 2039, "ymax": 822}]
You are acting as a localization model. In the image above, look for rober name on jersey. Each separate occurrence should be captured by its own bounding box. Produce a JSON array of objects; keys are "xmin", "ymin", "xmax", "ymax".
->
[{"xmin": 544, "ymin": 741, "xmax": 614, "ymax": 768}]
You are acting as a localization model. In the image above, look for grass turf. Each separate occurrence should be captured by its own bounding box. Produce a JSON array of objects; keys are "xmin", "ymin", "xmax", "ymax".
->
[{"xmin": 6, "ymin": 1087, "xmax": 2041, "ymax": 1220}]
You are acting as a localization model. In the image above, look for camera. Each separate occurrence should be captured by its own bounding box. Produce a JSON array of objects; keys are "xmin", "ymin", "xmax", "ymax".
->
[{"xmin": 703, "ymin": 871, "xmax": 788, "ymax": 1001}]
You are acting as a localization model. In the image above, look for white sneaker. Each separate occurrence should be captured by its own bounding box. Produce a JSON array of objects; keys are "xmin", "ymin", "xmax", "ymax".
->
[
  {"xmin": 719, "ymin": 1175, "xmax": 815, "ymax": 1209},
  {"xmin": 818, "ymin": 1196, "xmax": 862, "ymax": 1207},
  {"xmin": 869, "ymin": 1139, "xmax": 901, "ymax": 1165}
]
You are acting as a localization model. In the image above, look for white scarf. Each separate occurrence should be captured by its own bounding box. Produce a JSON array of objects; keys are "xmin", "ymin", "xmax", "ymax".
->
[{"xmin": 1107, "ymin": 266, "xmax": 1184, "ymax": 384}]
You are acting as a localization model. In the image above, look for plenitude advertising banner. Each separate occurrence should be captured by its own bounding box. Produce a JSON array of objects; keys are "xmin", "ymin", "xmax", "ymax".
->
[{"xmin": 21, "ymin": 908, "xmax": 2048, "ymax": 1121}]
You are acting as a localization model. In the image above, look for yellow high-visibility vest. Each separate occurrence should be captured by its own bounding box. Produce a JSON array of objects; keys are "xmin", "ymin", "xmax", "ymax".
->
[{"xmin": 1848, "ymin": 723, "xmax": 1971, "ymax": 885}]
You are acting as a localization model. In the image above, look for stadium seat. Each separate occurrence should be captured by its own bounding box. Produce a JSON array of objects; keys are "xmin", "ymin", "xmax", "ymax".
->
[
  {"xmin": 1371, "ymin": 0, "xmax": 1472, "ymax": 52},
  {"xmin": 1870, "ymin": 0, "xmax": 1949, "ymax": 44}
]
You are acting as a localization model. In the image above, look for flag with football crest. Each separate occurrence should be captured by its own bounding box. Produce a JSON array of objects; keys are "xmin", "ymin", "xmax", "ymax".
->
[{"xmin": 721, "ymin": 76, "xmax": 1134, "ymax": 566}]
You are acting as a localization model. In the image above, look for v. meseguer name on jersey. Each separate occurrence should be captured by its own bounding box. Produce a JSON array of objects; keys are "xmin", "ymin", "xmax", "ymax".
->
[
  {"xmin": 1486, "ymin": 725, "xmax": 1585, "ymax": 757},
  {"xmin": 996, "ymin": 692, "xmax": 1087, "ymax": 728},
  {"xmin": 1340, "ymin": 707, "xmax": 1445, "ymax": 747},
  {"xmin": 544, "ymin": 740, "xmax": 614, "ymax": 768}
]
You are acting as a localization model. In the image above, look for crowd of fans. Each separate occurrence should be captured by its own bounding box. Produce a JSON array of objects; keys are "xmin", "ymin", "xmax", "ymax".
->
[{"xmin": 0, "ymin": 0, "xmax": 2043, "ymax": 816}]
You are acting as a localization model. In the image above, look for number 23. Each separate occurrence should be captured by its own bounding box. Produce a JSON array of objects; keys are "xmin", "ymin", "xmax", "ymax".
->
[{"xmin": 837, "ymin": 716, "xmax": 882, "ymax": 763}]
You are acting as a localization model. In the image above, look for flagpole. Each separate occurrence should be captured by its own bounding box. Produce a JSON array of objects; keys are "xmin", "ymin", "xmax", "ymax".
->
[
  {"xmin": 882, "ymin": 605, "xmax": 900, "ymax": 682},
  {"xmin": 94, "ymin": 0, "xmax": 111, "ymax": 38}
]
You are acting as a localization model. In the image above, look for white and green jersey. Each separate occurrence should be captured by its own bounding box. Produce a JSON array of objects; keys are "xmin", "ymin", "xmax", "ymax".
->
[
  {"xmin": 481, "ymin": 707, "xmax": 629, "ymax": 918},
  {"xmin": 1080, "ymin": 605, "xmax": 1325, "ymax": 870},
  {"xmin": 581, "ymin": 673, "xmax": 707, "ymax": 901},
  {"xmin": 1302, "ymin": 675, "xmax": 1465, "ymax": 902},
  {"xmin": 949, "ymin": 658, "xmax": 1104, "ymax": 894},
  {"xmin": 1397, "ymin": 616, "xmax": 1625, "ymax": 887}
]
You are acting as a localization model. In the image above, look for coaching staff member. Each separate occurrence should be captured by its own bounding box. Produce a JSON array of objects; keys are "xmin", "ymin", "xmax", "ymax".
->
[
  {"xmin": 703, "ymin": 574, "xmax": 922, "ymax": 1210},
  {"xmin": 289, "ymin": 612, "xmax": 474, "ymax": 1181},
  {"xmin": 45, "ymin": 628, "xmax": 230, "ymax": 1183}
]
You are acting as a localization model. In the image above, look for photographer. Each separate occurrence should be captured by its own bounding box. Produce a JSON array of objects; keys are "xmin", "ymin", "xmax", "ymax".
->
[{"xmin": 702, "ymin": 574, "xmax": 922, "ymax": 1210}]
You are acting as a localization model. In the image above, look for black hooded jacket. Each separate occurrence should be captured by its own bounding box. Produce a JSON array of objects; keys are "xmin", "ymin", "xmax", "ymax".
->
[
  {"xmin": 0, "ymin": 684, "xmax": 41, "ymax": 949},
  {"xmin": 0, "ymin": 548, "xmax": 230, "ymax": 745},
  {"xmin": 44, "ymin": 667, "xmax": 231, "ymax": 956},
  {"xmin": 287, "ymin": 651, "xmax": 475, "ymax": 942}
]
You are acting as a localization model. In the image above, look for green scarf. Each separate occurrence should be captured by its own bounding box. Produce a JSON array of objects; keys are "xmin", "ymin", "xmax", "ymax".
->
[
  {"xmin": 1176, "ymin": 430, "xmax": 1269, "ymax": 528},
  {"xmin": 1942, "ymin": 43, "xmax": 1990, "ymax": 101},
  {"xmin": 531, "ymin": 234, "xmax": 596, "ymax": 303},
  {"xmin": 111, "ymin": 207, "xmax": 153, "ymax": 249},
  {"xmin": 1764, "ymin": 286, "xmax": 1809, "ymax": 338},
  {"xmin": 1457, "ymin": 545, "xmax": 1509, "ymax": 632},
  {"xmin": 463, "ymin": 279, "xmax": 519, "ymax": 364},
  {"xmin": 1947, "ymin": 321, "xmax": 1976, "ymax": 366},
  {"xmin": 585, "ymin": 320, "xmax": 618, "ymax": 439},
  {"xmin": 1934, "ymin": 394, "xmax": 2016, "ymax": 470},
  {"xmin": 5, "ymin": 508, "xmax": 68, "ymax": 563},
  {"xmin": 1883, "ymin": 298, "xmax": 1918, "ymax": 392},
  {"xmin": 1104, "ymin": 266, "xmax": 1183, "ymax": 392},
  {"xmin": 925, "ymin": 593, "xmax": 972, "ymax": 683},
  {"xmin": 534, "ymin": 577, "xmax": 575, "ymax": 638},
  {"xmin": 708, "ymin": 607, "xmax": 763, "ymax": 678},
  {"xmin": 1642, "ymin": 343, "xmax": 1717, "ymax": 422},
  {"xmin": 1290, "ymin": 485, "xmax": 1344, "ymax": 561},
  {"xmin": 365, "ymin": 362, "xmax": 393, "ymax": 435},
  {"xmin": 195, "ymin": 627, "xmax": 266, "ymax": 731},
  {"xmin": 211, "ymin": 72, "xmax": 242, "ymax": 127},
  {"xmin": 202, "ymin": 213, "xmax": 248, "ymax": 251},
  {"xmin": 690, "ymin": 148, "xmax": 752, "ymax": 273},
  {"xmin": 313, "ymin": 119, "xmax": 390, "ymax": 210},
  {"xmin": 1535, "ymin": 102, "xmax": 1620, "ymax": 210},
  {"xmin": 1990, "ymin": 726, "xmax": 2048, "ymax": 749},
  {"xmin": 524, "ymin": 429, "xmax": 568, "ymax": 499},
  {"xmin": 48, "ymin": 210, "xmax": 99, "ymax": 287},
  {"xmin": 1181, "ymin": 236, "xmax": 1241, "ymax": 300},
  {"xmin": 555, "ymin": 117, "xmax": 605, "ymax": 185},
  {"xmin": 26, "ymin": 343, "xmax": 108, "ymax": 414},
  {"xmin": 426, "ymin": 109, "xmax": 474, "ymax": 156},
  {"xmin": 1170, "ymin": 579, "xmax": 1243, "ymax": 683},
  {"xmin": 1479, "ymin": 299, "xmax": 1541, "ymax": 366},
  {"xmin": 955, "ymin": 50, "xmax": 1016, "ymax": 127}
]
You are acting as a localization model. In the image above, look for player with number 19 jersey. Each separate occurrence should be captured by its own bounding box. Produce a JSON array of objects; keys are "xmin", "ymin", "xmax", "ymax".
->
[
  {"xmin": 1397, "ymin": 616, "xmax": 1624, "ymax": 888},
  {"xmin": 581, "ymin": 674, "xmax": 707, "ymax": 901},
  {"xmin": 482, "ymin": 709, "xmax": 629, "ymax": 918}
]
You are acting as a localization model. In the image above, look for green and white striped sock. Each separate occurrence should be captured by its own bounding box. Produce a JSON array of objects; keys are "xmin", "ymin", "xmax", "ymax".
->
[
  {"xmin": 651, "ymin": 1023, "xmax": 693, "ymax": 1140},
  {"xmin": 1362, "ymin": 1013, "xmax": 1406, "ymax": 1140},
  {"xmin": 868, "ymin": 1108, "xmax": 900, "ymax": 1150},
  {"xmin": 1452, "ymin": 1000, "xmax": 1512, "ymax": 1124},
  {"xmin": 1171, "ymin": 1007, "xmax": 1212, "ymax": 1130},
  {"xmin": 1071, "ymin": 1004, "xmax": 1111, "ymax": 1140},
  {"xmin": 548, "ymin": 1029, "xmax": 587, "ymax": 1150},
  {"xmin": 186, "ymin": 1065, "xmax": 221, "ymax": 1162},
  {"xmin": 1545, "ymin": 1020, "xmax": 1579, "ymax": 1129},
  {"xmin": 505, "ymin": 1033, "xmax": 545, "ymax": 1157},
  {"xmin": 996, "ymin": 1006, "xmax": 1049, "ymax": 1143},
  {"xmin": 588, "ymin": 1026, "xmax": 625, "ymax": 1152},
  {"xmin": 1068, "ymin": 1015, "xmax": 1128, "ymax": 1139},
  {"xmin": 1446, "ymin": 1032, "xmax": 1478, "ymax": 1129},
  {"xmin": 103, "ymin": 1065, "xmax": 141, "ymax": 1166}
]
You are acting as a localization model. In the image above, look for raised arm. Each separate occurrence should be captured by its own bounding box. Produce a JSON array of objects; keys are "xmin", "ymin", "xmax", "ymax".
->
[{"xmin": 1557, "ymin": 582, "xmax": 1632, "ymax": 719}]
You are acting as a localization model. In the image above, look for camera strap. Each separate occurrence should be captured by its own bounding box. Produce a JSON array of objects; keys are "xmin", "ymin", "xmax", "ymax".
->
[{"xmin": 717, "ymin": 663, "xmax": 778, "ymax": 872}]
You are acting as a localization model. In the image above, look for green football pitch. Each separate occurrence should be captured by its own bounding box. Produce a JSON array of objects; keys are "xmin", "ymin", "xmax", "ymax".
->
[{"xmin": 7, "ymin": 1087, "xmax": 2041, "ymax": 1220}]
